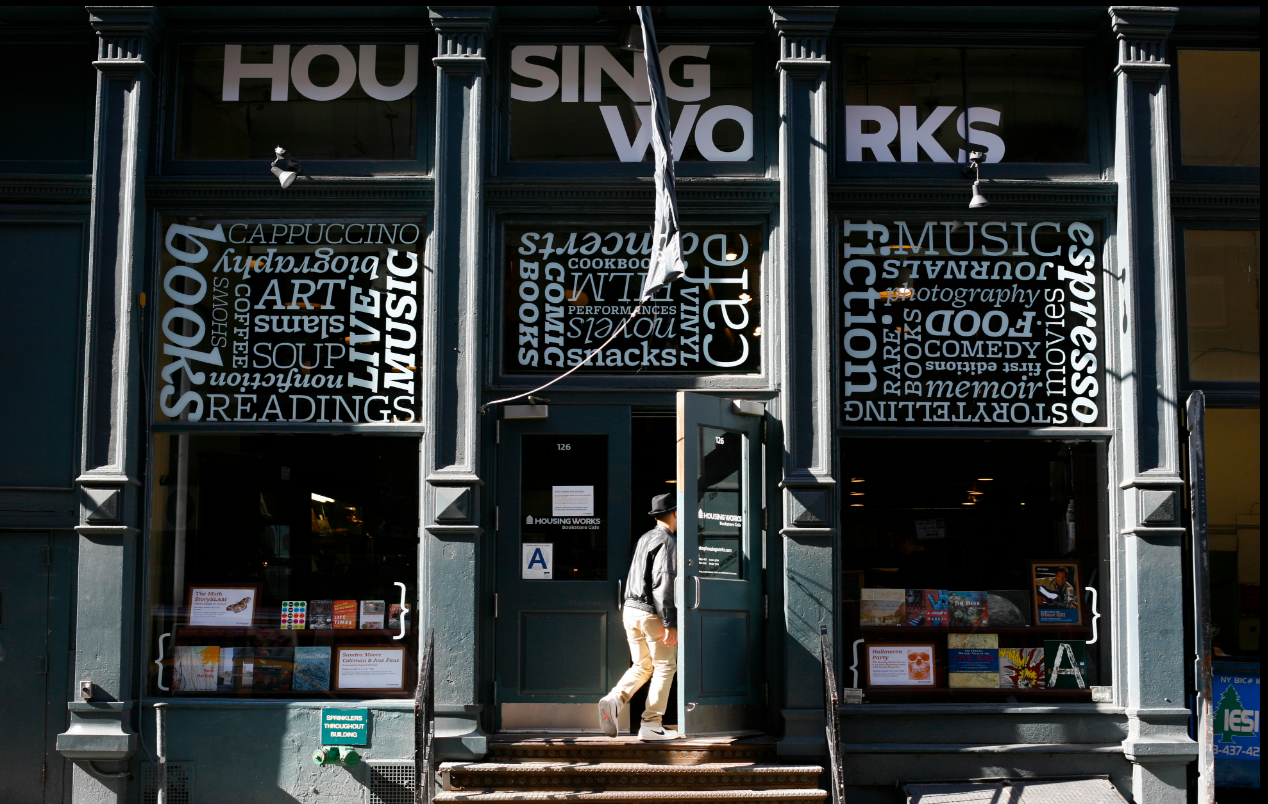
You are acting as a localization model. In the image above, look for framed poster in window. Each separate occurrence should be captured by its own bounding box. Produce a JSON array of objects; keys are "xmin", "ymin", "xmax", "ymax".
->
[
  {"xmin": 187, "ymin": 585, "xmax": 259, "ymax": 628},
  {"xmin": 865, "ymin": 643, "xmax": 936, "ymax": 687},
  {"xmin": 1029, "ymin": 561, "xmax": 1083, "ymax": 626},
  {"xmin": 334, "ymin": 646, "xmax": 406, "ymax": 691}
]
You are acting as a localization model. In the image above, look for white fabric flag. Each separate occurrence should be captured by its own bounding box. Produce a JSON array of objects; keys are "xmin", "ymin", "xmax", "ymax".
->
[{"xmin": 637, "ymin": 6, "xmax": 686, "ymax": 300}]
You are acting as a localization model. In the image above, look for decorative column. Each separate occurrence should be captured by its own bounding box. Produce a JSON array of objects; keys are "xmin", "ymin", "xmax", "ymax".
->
[
  {"xmin": 55, "ymin": 6, "xmax": 159, "ymax": 802},
  {"xmin": 1109, "ymin": 7, "xmax": 1197, "ymax": 803},
  {"xmin": 424, "ymin": 5, "xmax": 493, "ymax": 760},
  {"xmin": 770, "ymin": 6, "xmax": 838, "ymax": 759}
]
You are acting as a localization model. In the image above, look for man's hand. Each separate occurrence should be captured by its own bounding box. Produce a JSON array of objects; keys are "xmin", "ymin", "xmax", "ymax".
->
[{"xmin": 663, "ymin": 627, "xmax": 678, "ymax": 647}]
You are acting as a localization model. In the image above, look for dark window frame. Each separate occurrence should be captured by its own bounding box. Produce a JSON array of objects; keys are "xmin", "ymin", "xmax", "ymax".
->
[
  {"xmin": 490, "ymin": 24, "xmax": 775, "ymax": 180},
  {"xmin": 1169, "ymin": 41, "xmax": 1262, "ymax": 184},
  {"xmin": 0, "ymin": 33, "xmax": 97, "ymax": 175},
  {"xmin": 156, "ymin": 28, "xmax": 434, "ymax": 177},
  {"xmin": 1172, "ymin": 218, "xmax": 1262, "ymax": 406},
  {"xmin": 831, "ymin": 34, "xmax": 1110, "ymax": 181}
]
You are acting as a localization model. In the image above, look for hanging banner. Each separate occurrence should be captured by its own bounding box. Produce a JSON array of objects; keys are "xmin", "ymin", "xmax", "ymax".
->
[
  {"xmin": 839, "ymin": 219, "xmax": 1106, "ymax": 427},
  {"xmin": 502, "ymin": 227, "xmax": 761, "ymax": 375},
  {"xmin": 155, "ymin": 218, "xmax": 424, "ymax": 424}
]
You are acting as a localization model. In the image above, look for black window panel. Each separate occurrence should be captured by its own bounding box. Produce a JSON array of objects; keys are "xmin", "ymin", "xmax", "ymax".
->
[
  {"xmin": 843, "ymin": 47, "xmax": 963, "ymax": 163},
  {"xmin": 965, "ymin": 48, "xmax": 1086, "ymax": 164},
  {"xmin": 0, "ymin": 42, "xmax": 95, "ymax": 169},
  {"xmin": 175, "ymin": 44, "xmax": 418, "ymax": 161},
  {"xmin": 1178, "ymin": 50, "xmax": 1260, "ymax": 167}
]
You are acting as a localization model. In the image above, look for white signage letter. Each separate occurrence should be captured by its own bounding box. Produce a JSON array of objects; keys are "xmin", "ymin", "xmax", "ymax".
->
[
  {"xmin": 510, "ymin": 45, "xmax": 560, "ymax": 102},
  {"xmin": 222, "ymin": 44, "xmax": 290, "ymax": 102},
  {"xmin": 845, "ymin": 106, "xmax": 898, "ymax": 162},
  {"xmin": 899, "ymin": 105, "xmax": 956, "ymax": 163},
  {"xmin": 291, "ymin": 45, "xmax": 357, "ymax": 101},
  {"xmin": 358, "ymin": 45, "xmax": 419, "ymax": 102}
]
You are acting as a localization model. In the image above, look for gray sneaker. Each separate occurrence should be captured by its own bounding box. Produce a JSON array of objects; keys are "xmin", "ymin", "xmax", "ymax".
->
[{"xmin": 597, "ymin": 694, "xmax": 621, "ymax": 738}]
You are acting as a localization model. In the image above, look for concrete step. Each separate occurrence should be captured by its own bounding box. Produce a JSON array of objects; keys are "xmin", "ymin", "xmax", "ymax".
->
[
  {"xmin": 434, "ymin": 791, "xmax": 828, "ymax": 802},
  {"xmin": 440, "ymin": 762, "xmax": 824, "ymax": 792},
  {"xmin": 485, "ymin": 735, "xmax": 777, "ymax": 766}
]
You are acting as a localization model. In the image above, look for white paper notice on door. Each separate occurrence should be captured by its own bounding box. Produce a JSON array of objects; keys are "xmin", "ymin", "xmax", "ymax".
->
[{"xmin": 552, "ymin": 485, "xmax": 594, "ymax": 517}]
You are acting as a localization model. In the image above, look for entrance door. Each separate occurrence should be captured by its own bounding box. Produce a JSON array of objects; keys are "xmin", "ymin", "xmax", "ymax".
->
[
  {"xmin": 495, "ymin": 406, "xmax": 632, "ymax": 730},
  {"xmin": 676, "ymin": 392, "xmax": 765, "ymax": 734}
]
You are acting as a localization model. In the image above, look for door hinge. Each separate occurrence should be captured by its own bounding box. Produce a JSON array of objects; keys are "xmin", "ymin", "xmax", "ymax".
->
[
  {"xmin": 41, "ymin": 762, "xmax": 47, "ymax": 785},
  {"xmin": 494, "ymin": 593, "xmax": 498, "ymax": 619},
  {"xmin": 763, "ymin": 594, "xmax": 768, "ymax": 620},
  {"xmin": 496, "ymin": 420, "xmax": 501, "ymax": 444},
  {"xmin": 495, "ymin": 506, "xmax": 499, "ymax": 532},
  {"xmin": 761, "ymin": 417, "xmax": 768, "ymax": 444}
]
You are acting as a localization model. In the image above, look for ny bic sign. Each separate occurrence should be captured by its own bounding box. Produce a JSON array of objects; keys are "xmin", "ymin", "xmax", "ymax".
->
[{"xmin": 221, "ymin": 44, "xmax": 419, "ymax": 102}]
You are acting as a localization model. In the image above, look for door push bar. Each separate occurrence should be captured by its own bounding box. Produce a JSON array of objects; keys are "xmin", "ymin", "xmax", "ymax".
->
[{"xmin": 689, "ymin": 576, "xmax": 701, "ymax": 609}]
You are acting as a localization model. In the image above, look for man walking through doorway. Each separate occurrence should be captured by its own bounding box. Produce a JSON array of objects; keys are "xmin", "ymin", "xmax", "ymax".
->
[{"xmin": 598, "ymin": 493, "xmax": 679, "ymax": 741}]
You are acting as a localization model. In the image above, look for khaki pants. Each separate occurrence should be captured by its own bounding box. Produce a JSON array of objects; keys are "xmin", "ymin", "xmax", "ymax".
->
[{"xmin": 609, "ymin": 607, "xmax": 677, "ymax": 725}]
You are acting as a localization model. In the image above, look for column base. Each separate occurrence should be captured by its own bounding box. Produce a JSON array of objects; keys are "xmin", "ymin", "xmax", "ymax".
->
[
  {"xmin": 435, "ymin": 703, "xmax": 488, "ymax": 760},
  {"xmin": 777, "ymin": 708, "xmax": 827, "ymax": 758}
]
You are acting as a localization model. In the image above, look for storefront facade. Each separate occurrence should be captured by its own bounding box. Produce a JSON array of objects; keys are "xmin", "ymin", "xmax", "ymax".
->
[{"xmin": 0, "ymin": 5, "xmax": 1257, "ymax": 803}]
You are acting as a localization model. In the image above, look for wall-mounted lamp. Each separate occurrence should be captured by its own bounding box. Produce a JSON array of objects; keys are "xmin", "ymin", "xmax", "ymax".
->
[
  {"xmin": 618, "ymin": 22, "xmax": 644, "ymax": 52},
  {"xmin": 270, "ymin": 146, "xmax": 302, "ymax": 189},
  {"xmin": 963, "ymin": 150, "xmax": 989, "ymax": 209}
]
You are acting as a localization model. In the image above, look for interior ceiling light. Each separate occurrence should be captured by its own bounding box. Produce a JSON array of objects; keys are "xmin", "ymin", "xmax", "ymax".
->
[
  {"xmin": 850, "ymin": 491, "xmax": 864, "ymax": 496},
  {"xmin": 963, "ymin": 150, "xmax": 989, "ymax": 209},
  {"xmin": 978, "ymin": 478, "xmax": 994, "ymax": 481},
  {"xmin": 270, "ymin": 146, "xmax": 302, "ymax": 189},
  {"xmin": 851, "ymin": 477, "xmax": 865, "ymax": 483},
  {"xmin": 850, "ymin": 503, "xmax": 864, "ymax": 507},
  {"xmin": 311, "ymin": 493, "xmax": 335, "ymax": 503}
]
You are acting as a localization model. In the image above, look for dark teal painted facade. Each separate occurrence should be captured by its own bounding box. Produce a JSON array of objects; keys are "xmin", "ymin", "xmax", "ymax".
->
[{"xmin": 0, "ymin": 5, "xmax": 1258, "ymax": 804}]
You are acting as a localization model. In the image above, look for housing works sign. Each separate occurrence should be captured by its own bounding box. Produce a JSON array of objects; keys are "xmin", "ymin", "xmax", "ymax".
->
[
  {"xmin": 839, "ymin": 219, "xmax": 1106, "ymax": 427},
  {"xmin": 509, "ymin": 45, "xmax": 752, "ymax": 162},
  {"xmin": 155, "ymin": 218, "xmax": 424, "ymax": 424}
]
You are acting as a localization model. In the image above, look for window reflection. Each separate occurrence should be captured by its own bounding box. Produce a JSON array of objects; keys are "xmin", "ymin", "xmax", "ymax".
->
[
  {"xmin": 697, "ymin": 427, "xmax": 744, "ymax": 579},
  {"xmin": 1179, "ymin": 50, "xmax": 1260, "ymax": 166},
  {"xmin": 1185, "ymin": 229, "xmax": 1261, "ymax": 382}
]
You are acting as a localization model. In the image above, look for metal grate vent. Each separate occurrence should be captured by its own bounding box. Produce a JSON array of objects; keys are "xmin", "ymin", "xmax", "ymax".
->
[
  {"xmin": 141, "ymin": 762, "xmax": 195, "ymax": 804},
  {"xmin": 366, "ymin": 761, "xmax": 415, "ymax": 804}
]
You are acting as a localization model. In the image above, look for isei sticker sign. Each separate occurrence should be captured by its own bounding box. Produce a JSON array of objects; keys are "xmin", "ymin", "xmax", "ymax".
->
[
  {"xmin": 321, "ymin": 708, "xmax": 369, "ymax": 746},
  {"xmin": 839, "ymin": 219, "xmax": 1106, "ymax": 428},
  {"xmin": 1214, "ymin": 671, "xmax": 1260, "ymax": 759}
]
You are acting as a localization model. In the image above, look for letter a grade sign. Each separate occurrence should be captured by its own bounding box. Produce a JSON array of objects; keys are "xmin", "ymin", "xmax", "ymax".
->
[{"xmin": 522, "ymin": 543, "xmax": 553, "ymax": 580}]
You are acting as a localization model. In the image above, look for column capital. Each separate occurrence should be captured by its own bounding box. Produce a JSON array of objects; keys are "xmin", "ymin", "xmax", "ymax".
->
[
  {"xmin": 430, "ymin": 6, "xmax": 494, "ymax": 69},
  {"xmin": 86, "ymin": 5, "xmax": 161, "ymax": 77},
  {"xmin": 1109, "ymin": 6, "xmax": 1178, "ymax": 77},
  {"xmin": 770, "ymin": 6, "xmax": 837, "ymax": 70}
]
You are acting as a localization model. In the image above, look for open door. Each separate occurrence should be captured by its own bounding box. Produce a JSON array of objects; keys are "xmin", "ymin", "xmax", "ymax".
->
[{"xmin": 676, "ymin": 392, "xmax": 765, "ymax": 734}]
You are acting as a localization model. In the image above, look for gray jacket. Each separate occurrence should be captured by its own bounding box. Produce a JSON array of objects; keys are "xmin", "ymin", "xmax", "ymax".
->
[{"xmin": 623, "ymin": 524, "xmax": 677, "ymax": 628}]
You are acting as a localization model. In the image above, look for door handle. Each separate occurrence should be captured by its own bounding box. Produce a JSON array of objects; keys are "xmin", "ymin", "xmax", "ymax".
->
[
  {"xmin": 617, "ymin": 579, "xmax": 623, "ymax": 610},
  {"xmin": 689, "ymin": 576, "xmax": 701, "ymax": 610}
]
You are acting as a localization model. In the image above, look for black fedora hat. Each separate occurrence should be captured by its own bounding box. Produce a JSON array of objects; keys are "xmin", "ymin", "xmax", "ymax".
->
[{"xmin": 648, "ymin": 493, "xmax": 677, "ymax": 517}]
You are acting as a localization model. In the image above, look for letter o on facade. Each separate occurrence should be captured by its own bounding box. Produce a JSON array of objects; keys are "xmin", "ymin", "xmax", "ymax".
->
[
  {"xmin": 519, "ymin": 303, "xmax": 539, "ymax": 323},
  {"xmin": 164, "ymin": 266, "xmax": 208, "ymax": 305},
  {"xmin": 519, "ymin": 281, "xmax": 539, "ymax": 301},
  {"xmin": 982, "ymin": 310, "xmax": 1008, "ymax": 337},
  {"xmin": 1072, "ymin": 397, "xmax": 1098, "ymax": 424},
  {"xmin": 162, "ymin": 308, "xmax": 206, "ymax": 347},
  {"xmin": 694, "ymin": 105, "xmax": 754, "ymax": 162},
  {"xmin": 953, "ymin": 310, "xmax": 980, "ymax": 337},
  {"xmin": 544, "ymin": 282, "xmax": 565, "ymax": 304},
  {"xmin": 291, "ymin": 45, "xmax": 358, "ymax": 101},
  {"xmin": 843, "ymin": 328, "xmax": 877, "ymax": 359}
]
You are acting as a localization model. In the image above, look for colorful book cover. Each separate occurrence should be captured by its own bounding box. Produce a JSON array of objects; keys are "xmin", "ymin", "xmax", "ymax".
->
[
  {"xmin": 239, "ymin": 647, "xmax": 255, "ymax": 689},
  {"xmin": 280, "ymin": 600, "xmax": 307, "ymax": 630},
  {"xmin": 948, "ymin": 633, "xmax": 999, "ymax": 688},
  {"xmin": 173, "ymin": 646, "xmax": 219, "ymax": 692},
  {"xmin": 948, "ymin": 590, "xmax": 989, "ymax": 628},
  {"xmin": 293, "ymin": 646, "xmax": 332, "ymax": 692},
  {"xmin": 332, "ymin": 600, "xmax": 358, "ymax": 629},
  {"xmin": 905, "ymin": 589, "xmax": 948, "ymax": 626},
  {"xmin": 309, "ymin": 599, "xmax": 334, "ymax": 629},
  {"xmin": 1033, "ymin": 564, "xmax": 1082, "ymax": 625},
  {"xmin": 360, "ymin": 599, "xmax": 386, "ymax": 630},
  {"xmin": 1044, "ymin": 640, "xmax": 1088, "ymax": 689},
  {"xmin": 387, "ymin": 603, "xmax": 406, "ymax": 632},
  {"xmin": 986, "ymin": 591, "xmax": 1032, "ymax": 627},
  {"xmin": 859, "ymin": 589, "xmax": 906, "ymax": 626},
  {"xmin": 253, "ymin": 646, "xmax": 294, "ymax": 692},
  {"xmin": 999, "ymin": 647, "xmax": 1046, "ymax": 689}
]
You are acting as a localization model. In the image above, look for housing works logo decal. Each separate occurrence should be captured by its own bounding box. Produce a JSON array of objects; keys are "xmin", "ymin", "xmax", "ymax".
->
[
  {"xmin": 509, "ymin": 45, "xmax": 753, "ymax": 162},
  {"xmin": 220, "ymin": 44, "xmax": 419, "ymax": 102},
  {"xmin": 845, "ymin": 106, "xmax": 1005, "ymax": 163}
]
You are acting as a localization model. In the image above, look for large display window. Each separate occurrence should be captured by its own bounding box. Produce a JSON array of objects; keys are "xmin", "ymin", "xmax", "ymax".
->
[
  {"xmin": 146, "ymin": 434, "xmax": 419, "ymax": 698},
  {"xmin": 840, "ymin": 438, "xmax": 1110, "ymax": 702}
]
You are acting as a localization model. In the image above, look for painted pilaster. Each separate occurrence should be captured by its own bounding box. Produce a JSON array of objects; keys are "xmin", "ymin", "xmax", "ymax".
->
[
  {"xmin": 1108, "ymin": 7, "xmax": 1197, "ymax": 802},
  {"xmin": 770, "ymin": 5, "xmax": 838, "ymax": 758},
  {"xmin": 55, "ymin": 6, "xmax": 159, "ymax": 802},
  {"xmin": 425, "ymin": 5, "xmax": 493, "ymax": 759}
]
